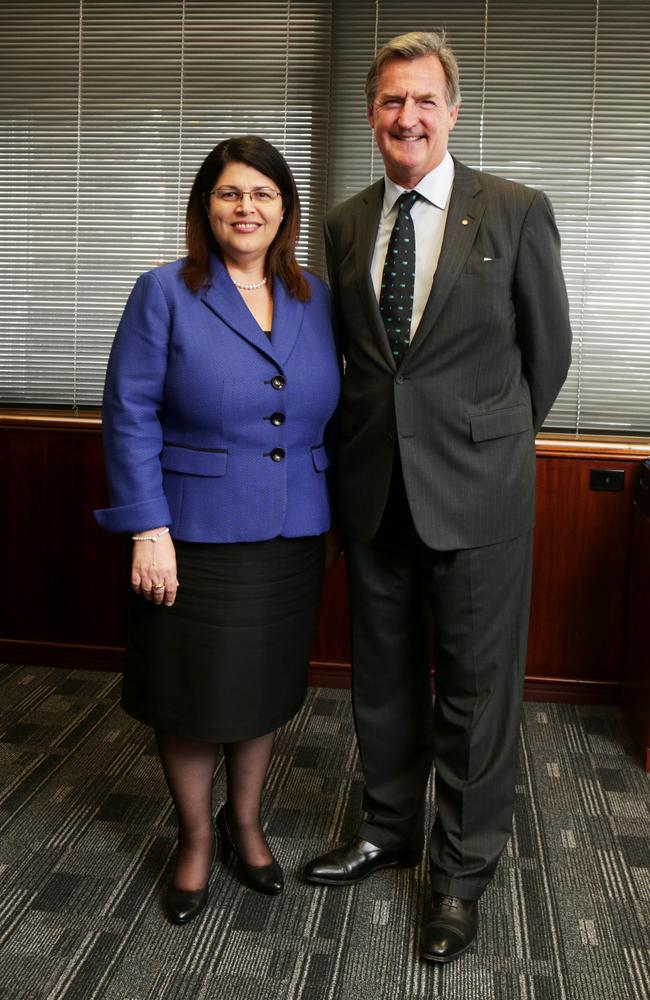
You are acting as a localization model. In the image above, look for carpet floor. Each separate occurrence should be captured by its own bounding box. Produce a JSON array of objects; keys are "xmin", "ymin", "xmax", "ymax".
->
[{"xmin": 0, "ymin": 663, "xmax": 648, "ymax": 1000}]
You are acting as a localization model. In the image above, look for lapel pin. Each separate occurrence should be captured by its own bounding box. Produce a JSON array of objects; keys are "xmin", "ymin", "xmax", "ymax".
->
[{"xmin": 461, "ymin": 219, "xmax": 469, "ymax": 226}]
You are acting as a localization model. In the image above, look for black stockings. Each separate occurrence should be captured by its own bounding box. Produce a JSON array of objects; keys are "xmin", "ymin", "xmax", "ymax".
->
[
  {"xmin": 156, "ymin": 730, "xmax": 275, "ymax": 891},
  {"xmin": 223, "ymin": 732, "xmax": 275, "ymax": 867}
]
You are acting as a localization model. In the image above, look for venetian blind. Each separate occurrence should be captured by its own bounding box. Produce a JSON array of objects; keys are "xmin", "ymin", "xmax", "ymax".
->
[
  {"xmin": 0, "ymin": 0, "xmax": 331, "ymax": 407},
  {"xmin": 327, "ymin": 0, "xmax": 650, "ymax": 434}
]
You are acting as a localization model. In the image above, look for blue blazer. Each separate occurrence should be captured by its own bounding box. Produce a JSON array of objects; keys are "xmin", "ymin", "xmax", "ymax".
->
[{"xmin": 94, "ymin": 255, "xmax": 340, "ymax": 542}]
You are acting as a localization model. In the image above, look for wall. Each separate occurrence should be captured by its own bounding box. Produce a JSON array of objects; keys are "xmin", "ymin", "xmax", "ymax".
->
[
  {"xmin": 1, "ymin": 413, "xmax": 648, "ymax": 712},
  {"xmin": 622, "ymin": 462, "xmax": 650, "ymax": 770}
]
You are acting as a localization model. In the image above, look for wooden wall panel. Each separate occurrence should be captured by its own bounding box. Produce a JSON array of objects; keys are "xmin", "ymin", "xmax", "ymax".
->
[
  {"xmin": 1, "ymin": 413, "xmax": 649, "ymax": 707},
  {"xmin": 0, "ymin": 417, "xmax": 127, "ymax": 667},
  {"xmin": 310, "ymin": 557, "xmax": 351, "ymax": 687},
  {"xmin": 527, "ymin": 455, "xmax": 637, "ymax": 701},
  {"xmin": 622, "ymin": 465, "xmax": 650, "ymax": 770}
]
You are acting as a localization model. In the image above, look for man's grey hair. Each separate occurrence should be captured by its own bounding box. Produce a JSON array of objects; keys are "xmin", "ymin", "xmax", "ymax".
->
[{"xmin": 365, "ymin": 31, "xmax": 461, "ymax": 111}]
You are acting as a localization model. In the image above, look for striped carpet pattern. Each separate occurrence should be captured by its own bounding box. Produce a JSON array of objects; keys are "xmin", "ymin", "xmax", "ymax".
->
[{"xmin": 0, "ymin": 663, "xmax": 648, "ymax": 1000}]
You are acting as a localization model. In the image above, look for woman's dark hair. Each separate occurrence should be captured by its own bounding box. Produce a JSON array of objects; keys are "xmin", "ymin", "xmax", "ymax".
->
[{"xmin": 182, "ymin": 135, "xmax": 310, "ymax": 301}]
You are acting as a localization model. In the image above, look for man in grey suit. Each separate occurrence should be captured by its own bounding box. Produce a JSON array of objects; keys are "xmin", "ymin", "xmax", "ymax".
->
[{"xmin": 304, "ymin": 32, "xmax": 572, "ymax": 963}]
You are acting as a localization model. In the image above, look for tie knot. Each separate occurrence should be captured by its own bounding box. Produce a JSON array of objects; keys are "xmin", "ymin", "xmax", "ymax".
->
[{"xmin": 397, "ymin": 190, "xmax": 418, "ymax": 214}]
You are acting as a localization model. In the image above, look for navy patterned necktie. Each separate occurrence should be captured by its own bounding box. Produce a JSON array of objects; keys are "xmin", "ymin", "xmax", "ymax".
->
[{"xmin": 379, "ymin": 190, "xmax": 418, "ymax": 365}]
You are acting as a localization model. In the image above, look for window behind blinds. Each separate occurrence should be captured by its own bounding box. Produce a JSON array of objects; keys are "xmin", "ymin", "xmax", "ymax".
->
[
  {"xmin": 0, "ymin": 0, "xmax": 330, "ymax": 407},
  {"xmin": 327, "ymin": 0, "xmax": 650, "ymax": 434},
  {"xmin": 1, "ymin": 0, "xmax": 649, "ymax": 433}
]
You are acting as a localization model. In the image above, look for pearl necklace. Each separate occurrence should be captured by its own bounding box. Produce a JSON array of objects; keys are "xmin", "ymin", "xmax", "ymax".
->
[{"xmin": 233, "ymin": 276, "xmax": 267, "ymax": 291}]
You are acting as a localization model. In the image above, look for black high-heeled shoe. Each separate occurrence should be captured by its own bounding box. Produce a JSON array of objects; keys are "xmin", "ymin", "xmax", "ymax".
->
[
  {"xmin": 216, "ymin": 803, "xmax": 283, "ymax": 895},
  {"xmin": 166, "ymin": 830, "xmax": 217, "ymax": 925}
]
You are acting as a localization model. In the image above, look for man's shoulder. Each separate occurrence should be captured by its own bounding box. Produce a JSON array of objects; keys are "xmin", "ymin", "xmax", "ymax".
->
[
  {"xmin": 480, "ymin": 170, "xmax": 541, "ymax": 204},
  {"xmin": 455, "ymin": 158, "xmax": 543, "ymax": 208},
  {"xmin": 326, "ymin": 180, "xmax": 383, "ymax": 230}
]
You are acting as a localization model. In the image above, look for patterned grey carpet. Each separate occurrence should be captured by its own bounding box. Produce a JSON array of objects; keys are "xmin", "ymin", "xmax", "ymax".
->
[{"xmin": 0, "ymin": 663, "xmax": 648, "ymax": 1000}]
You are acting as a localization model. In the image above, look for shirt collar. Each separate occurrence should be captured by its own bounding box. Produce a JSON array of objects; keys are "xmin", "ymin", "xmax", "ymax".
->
[{"xmin": 382, "ymin": 151, "xmax": 455, "ymax": 215}]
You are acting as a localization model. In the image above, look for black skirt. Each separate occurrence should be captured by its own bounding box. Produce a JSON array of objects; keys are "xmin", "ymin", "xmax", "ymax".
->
[{"xmin": 121, "ymin": 535, "xmax": 325, "ymax": 742}]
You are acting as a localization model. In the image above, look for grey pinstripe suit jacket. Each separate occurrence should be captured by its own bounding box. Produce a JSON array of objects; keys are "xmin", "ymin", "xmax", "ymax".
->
[{"xmin": 326, "ymin": 157, "xmax": 573, "ymax": 551}]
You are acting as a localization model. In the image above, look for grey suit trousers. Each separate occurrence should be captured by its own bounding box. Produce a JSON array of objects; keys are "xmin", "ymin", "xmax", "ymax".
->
[{"xmin": 347, "ymin": 460, "xmax": 533, "ymax": 900}]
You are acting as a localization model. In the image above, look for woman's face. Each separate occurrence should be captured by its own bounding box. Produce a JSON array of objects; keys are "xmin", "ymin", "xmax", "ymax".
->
[{"xmin": 207, "ymin": 161, "xmax": 284, "ymax": 268}]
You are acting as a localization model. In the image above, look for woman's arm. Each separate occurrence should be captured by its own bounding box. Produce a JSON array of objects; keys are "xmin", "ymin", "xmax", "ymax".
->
[
  {"xmin": 94, "ymin": 270, "xmax": 174, "ymax": 534},
  {"xmin": 95, "ymin": 270, "xmax": 180, "ymax": 605}
]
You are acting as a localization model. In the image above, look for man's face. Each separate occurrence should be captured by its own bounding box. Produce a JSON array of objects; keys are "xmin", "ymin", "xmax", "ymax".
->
[{"xmin": 368, "ymin": 55, "xmax": 459, "ymax": 189}]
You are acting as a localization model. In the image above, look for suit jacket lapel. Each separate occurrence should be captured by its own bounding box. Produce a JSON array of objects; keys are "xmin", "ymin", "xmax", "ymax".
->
[
  {"xmin": 200, "ymin": 255, "xmax": 280, "ymax": 363},
  {"xmin": 269, "ymin": 275, "xmax": 305, "ymax": 366},
  {"xmin": 406, "ymin": 160, "xmax": 485, "ymax": 364},
  {"xmin": 354, "ymin": 180, "xmax": 396, "ymax": 369}
]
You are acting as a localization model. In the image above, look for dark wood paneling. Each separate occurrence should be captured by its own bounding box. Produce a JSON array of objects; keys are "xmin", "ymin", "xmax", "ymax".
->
[
  {"xmin": 311, "ymin": 557, "xmax": 350, "ymax": 676},
  {"xmin": 622, "ymin": 466, "xmax": 650, "ymax": 771},
  {"xmin": 1, "ymin": 420, "xmax": 128, "ymax": 650},
  {"xmin": 2, "ymin": 413, "xmax": 649, "ymax": 708},
  {"xmin": 528, "ymin": 456, "xmax": 637, "ymax": 685},
  {"xmin": 0, "ymin": 639, "xmax": 125, "ymax": 672}
]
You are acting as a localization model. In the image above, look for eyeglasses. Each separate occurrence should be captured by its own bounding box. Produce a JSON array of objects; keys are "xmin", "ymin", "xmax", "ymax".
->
[{"xmin": 210, "ymin": 187, "xmax": 282, "ymax": 204}]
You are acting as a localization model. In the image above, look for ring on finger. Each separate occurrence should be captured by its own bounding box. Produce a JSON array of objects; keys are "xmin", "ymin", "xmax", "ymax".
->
[{"xmin": 152, "ymin": 582, "xmax": 165, "ymax": 591}]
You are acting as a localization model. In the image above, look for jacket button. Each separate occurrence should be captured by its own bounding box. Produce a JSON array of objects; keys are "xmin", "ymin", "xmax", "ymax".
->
[
  {"xmin": 395, "ymin": 374, "xmax": 404, "ymax": 384},
  {"xmin": 270, "ymin": 412, "xmax": 285, "ymax": 426},
  {"xmin": 270, "ymin": 448, "xmax": 285, "ymax": 462},
  {"xmin": 271, "ymin": 375, "xmax": 286, "ymax": 389},
  {"xmin": 386, "ymin": 432, "xmax": 394, "ymax": 443}
]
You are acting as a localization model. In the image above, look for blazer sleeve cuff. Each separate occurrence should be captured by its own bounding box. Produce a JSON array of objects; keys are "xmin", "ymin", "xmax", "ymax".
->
[{"xmin": 93, "ymin": 495, "xmax": 172, "ymax": 534}]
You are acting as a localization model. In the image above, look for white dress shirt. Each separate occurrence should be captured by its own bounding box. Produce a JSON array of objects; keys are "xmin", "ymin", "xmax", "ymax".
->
[{"xmin": 371, "ymin": 151, "xmax": 455, "ymax": 340}]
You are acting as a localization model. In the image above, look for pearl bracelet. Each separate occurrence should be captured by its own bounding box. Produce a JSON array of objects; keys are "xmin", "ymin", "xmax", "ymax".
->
[{"xmin": 131, "ymin": 527, "xmax": 170, "ymax": 542}]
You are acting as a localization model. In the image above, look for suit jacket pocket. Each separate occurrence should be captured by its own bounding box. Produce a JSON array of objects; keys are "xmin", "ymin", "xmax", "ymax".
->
[
  {"xmin": 470, "ymin": 404, "xmax": 532, "ymax": 442},
  {"xmin": 311, "ymin": 444, "xmax": 330, "ymax": 472},
  {"xmin": 462, "ymin": 256, "xmax": 511, "ymax": 274},
  {"xmin": 161, "ymin": 444, "xmax": 228, "ymax": 477}
]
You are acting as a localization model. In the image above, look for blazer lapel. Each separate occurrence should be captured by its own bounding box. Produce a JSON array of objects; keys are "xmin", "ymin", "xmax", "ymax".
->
[
  {"xmin": 406, "ymin": 160, "xmax": 485, "ymax": 364},
  {"xmin": 354, "ymin": 180, "xmax": 396, "ymax": 369},
  {"xmin": 200, "ymin": 255, "xmax": 278, "ymax": 362},
  {"xmin": 269, "ymin": 275, "xmax": 305, "ymax": 366}
]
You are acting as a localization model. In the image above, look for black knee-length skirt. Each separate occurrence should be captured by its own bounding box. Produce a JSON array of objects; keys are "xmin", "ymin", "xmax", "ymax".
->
[{"xmin": 121, "ymin": 535, "xmax": 325, "ymax": 743}]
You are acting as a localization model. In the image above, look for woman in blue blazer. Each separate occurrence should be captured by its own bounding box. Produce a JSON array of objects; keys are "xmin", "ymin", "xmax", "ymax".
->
[{"xmin": 95, "ymin": 136, "xmax": 340, "ymax": 923}]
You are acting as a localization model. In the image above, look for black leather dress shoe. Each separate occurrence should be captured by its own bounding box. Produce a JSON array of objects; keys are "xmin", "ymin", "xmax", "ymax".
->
[
  {"xmin": 166, "ymin": 833, "xmax": 217, "ymax": 925},
  {"xmin": 216, "ymin": 804, "xmax": 283, "ymax": 895},
  {"xmin": 420, "ymin": 893, "xmax": 478, "ymax": 963},
  {"xmin": 303, "ymin": 836, "xmax": 420, "ymax": 886}
]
